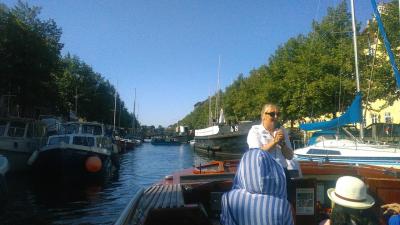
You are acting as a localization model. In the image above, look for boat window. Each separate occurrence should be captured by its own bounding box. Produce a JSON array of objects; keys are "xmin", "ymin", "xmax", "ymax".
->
[
  {"xmin": 62, "ymin": 124, "xmax": 79, "ymax": 134},
  {"xmin": 73, "ymin": 136, "xmax": 95, "ymax": 147},
  {"xmin": 0, "ymin": 121, "xmax": 7, "ymax": 136},
  {"xmin": 306, "ymin": 149, "xmax": 341, "ymax": 155},
  {"xmin": 49, "ymin": 136, "xmax": 70, "ymax": 145},
  {"xmin": 26, "ymin": 123, "xmax": 34, "ymax": 138},
  {"xmin": 82, "ymin": 125, "xmax": 102, "ymax": 135},
  {"xmin": 96, "ymin": 137, "xmax": 111, "ymax": 148},
  {"xmin": 8, "ymin": 121, "xmax": 26, "ymax": 137},
  {"xmin": 27, "ymin": 123, "xmax": 46, "ymax": 138}
]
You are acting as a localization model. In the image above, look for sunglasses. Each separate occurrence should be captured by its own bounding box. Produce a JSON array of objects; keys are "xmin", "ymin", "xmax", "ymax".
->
[{"xmin": 264, "ymin": 112, "xmax": 281, "ymax": 118}]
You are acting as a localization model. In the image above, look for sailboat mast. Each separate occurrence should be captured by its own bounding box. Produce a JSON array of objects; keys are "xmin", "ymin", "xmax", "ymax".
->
[
  {"xmin": 208, "ymin": 94, "xmax": 212, "ymax": 126},
  {"xmin": 132, "ymin": 88, "xmax": 136, "ymax": 135},
  {"xmin": 215, "ymin": 56, "xmax": 221, "ymax": 123},
  {"xmin": 350, "ymin": 0, "xmax": 364, "ymax": 139},
  {"xmin": 113, "ymin": 90, "xmax": 117, "ymax": 131}
]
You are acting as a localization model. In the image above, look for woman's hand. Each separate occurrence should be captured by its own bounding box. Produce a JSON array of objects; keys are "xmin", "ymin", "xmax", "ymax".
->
[
  {"xmin": 274, "ymin": 129, "xmax": 284, "ymax": 145},
  {"xmin": 382, "ymin": 203, "xmax": 400, "ymax": 215}
]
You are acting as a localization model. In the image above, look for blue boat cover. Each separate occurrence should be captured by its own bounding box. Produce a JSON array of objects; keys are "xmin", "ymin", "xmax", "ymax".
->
[
  {"xmin": 220, "ymin": 149, "xmax": 294, "ymax": 225},
  {"xmin": 371, "ymin": 0, "xmax": 400, "ymax": 89},
  {"xmin": 299, "ymin": 93, "xmax": 362, "ymax": 131}
]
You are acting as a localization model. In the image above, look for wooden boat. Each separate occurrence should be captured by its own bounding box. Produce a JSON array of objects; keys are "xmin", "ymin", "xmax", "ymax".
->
[
  {"xmin": 115, "ymin": 158, "xmax": 400, "ymax": 225},
  {"xmin": 115, "ymin": 137, "xmax": 135, "ymax": 153}
]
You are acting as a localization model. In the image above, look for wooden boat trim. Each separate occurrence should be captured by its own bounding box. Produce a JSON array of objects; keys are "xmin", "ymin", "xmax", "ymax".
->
[{"xmin": 114, "ymin": 187, "xmax": 144, "ymax": 225}]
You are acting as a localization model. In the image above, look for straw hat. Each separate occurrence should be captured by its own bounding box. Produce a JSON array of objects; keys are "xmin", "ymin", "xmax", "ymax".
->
[{"xmin": 327, "ymin": 176, "xmax": 375, "ymax": 209}]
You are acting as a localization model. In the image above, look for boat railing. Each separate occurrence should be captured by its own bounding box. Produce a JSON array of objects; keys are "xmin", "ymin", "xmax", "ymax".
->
[{"xmin": 114, "ymin": 187, "xmax": 144, "ymax": 225}]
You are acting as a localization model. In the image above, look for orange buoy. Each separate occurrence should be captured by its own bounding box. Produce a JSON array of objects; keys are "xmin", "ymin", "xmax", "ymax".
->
[{"xmin": 85, "ymin": 156, "xmax": 102, "ymax": 173}]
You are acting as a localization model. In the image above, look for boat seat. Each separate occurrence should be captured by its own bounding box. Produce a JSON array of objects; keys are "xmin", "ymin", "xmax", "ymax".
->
[
  {"xmin": 130, "ymin": 184, "xmax": 210, "ymax": 225},
  {"xmin": 145, "ymin": 184, "xmax": 184, "ymax": 209}
]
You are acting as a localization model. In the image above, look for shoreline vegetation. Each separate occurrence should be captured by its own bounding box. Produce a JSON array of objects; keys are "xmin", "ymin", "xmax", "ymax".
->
[
  {"xmin": 0, "ymin": 2, "xmax": 136, "ymax": 129},
  {"xmin": 179, "ymin": 1, "xmax": 400, "ymax": 130},
  {"xmin": 1, "ymin": 1, "xmax": 399, "ymax": 131}
]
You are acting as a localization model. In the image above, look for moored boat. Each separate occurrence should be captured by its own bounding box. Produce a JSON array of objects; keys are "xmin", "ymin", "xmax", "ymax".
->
[
  {"xmin": 194, "ymin": 121, "xmax": 256, "ymax": 157},
  {"xmin": 33, "ymin": 122, "xmax": 116, "ymax": 179},
  {"xmin": 0, "ymin": 118, "xmax": 47, "ymax": 173},
  {"xmin": 115, "ymin": 137, "xmax": 135, "ymax": 153},
  {"xmin": 151, "ymin": 137, "xmax": 181, "ymax": 146},
  {"xmin": 294, "ymin": 137, "xmax": 400, "ymax": 168},
  {"xmin": 294, "ymin": 0, "xmax": 400, "ymax": 170}
]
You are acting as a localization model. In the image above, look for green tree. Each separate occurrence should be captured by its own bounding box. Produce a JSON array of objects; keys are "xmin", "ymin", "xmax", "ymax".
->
[{"xmin": 0, "ymin": 1, "xmax": 63, "ymax": 116}]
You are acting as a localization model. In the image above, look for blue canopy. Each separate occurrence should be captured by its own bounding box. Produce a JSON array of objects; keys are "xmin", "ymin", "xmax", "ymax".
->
[{"xmin": 299, "ymin": 93, "xmax": 362, "ymax": 131}]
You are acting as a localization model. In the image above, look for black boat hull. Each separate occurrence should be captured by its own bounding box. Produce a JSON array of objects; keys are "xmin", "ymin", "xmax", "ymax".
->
[
  {"xmin": 194, "ymin": 122, "xmax": 256, "ymax": 158},
  {"xmin": 33, "ymin": 146, "xmax": 113, "ymax": 180}
]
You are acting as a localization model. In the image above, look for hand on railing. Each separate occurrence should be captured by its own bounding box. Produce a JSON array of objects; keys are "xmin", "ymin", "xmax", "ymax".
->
[{"xmin": 382, "ymin": 203, "xmax": 400, "ymax": 216}]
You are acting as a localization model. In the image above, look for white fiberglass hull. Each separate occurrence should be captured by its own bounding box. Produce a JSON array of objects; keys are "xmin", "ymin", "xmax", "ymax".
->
[{"xmin": 294, "ymin": 139, "xmax": 400, "ymax": 168}]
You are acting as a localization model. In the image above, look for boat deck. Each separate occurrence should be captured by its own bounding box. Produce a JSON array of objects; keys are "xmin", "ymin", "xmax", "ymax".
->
[
  {"xmin": 116, "ymin": 160, "xmax": 400, "ymax": 225},
  {"xmin": 118, "ymin": 183, "xmax": 220, "ymax": 225}
]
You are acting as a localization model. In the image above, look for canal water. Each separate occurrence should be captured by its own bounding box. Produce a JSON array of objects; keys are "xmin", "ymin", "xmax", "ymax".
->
[{"xmin": 0, "ymin": 143, "xmax": 226, "ymax": 225}]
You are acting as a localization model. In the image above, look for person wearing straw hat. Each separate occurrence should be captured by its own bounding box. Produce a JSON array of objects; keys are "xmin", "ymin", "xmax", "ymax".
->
[{"xmin": 319, "ymin": 176, "xmax": 379, "ymax": 225}]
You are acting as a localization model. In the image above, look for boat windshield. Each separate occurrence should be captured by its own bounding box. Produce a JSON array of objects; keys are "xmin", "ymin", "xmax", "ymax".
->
[
  {"xmin": 306, "ymin": 149, "xmax": 341, "ymax": 155},
  {"xmin": 61, "ymin": 123, "xmax": 80, "ymax": 134},
  {"xmin": 7, "ymin": 121, "xmax": 26, "ymax": 137},
  {"xmin": 73, "ymin": 136, "xmax": 95, "ymax": 147},
  {"xmin": 82, "ymin": 125, "xmax": 103, "ymax": 135},
  {"xmin": 48, "ymin": 136, "xmax": 70, "ymax": 145}
]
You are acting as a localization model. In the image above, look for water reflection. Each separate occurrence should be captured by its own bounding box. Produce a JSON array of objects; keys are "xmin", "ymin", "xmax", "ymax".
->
[{"xmin": 0, "ymin": 143, "xmax": 218, "ymax": 225}]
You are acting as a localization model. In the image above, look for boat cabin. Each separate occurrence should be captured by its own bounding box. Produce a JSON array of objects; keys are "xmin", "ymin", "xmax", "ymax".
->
[
  {"xmin": 60, "ymin": 122, "xmax": 105, "ymax": 136},
  {"xmin": 0, "ymin": 118, "xmax": 46, "ymax": 139},
  {"xmin": 46, "ymin": 122, "xmax": 111, "ymax": 151}
]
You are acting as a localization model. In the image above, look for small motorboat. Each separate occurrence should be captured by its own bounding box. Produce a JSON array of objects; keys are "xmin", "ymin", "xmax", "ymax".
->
[
  {"xmin": 115, "ymin": 157, "xmax": 400, "ymax": 225},
  {"xmin": 33, "ymin": 122, "xmax": 116, "ymax": 180}
]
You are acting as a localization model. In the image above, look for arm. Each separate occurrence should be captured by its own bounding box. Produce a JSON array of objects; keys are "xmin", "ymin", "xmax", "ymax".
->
[
  {"xmin": 261, "ymin": 140, "xmax": 280, "ymax": 152},
  {"xmin": 247, "ymin": 126, "xmax": 279, "ymax": 152},
  {"xmin": 279, "ymin": 128, "xmax": 294, "ymax": 160}
]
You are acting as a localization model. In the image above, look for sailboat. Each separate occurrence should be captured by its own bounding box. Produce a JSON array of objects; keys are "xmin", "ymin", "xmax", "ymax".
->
[
  {"xmin": 194, "ymin": 57, "xmax": 256, "ymax": 157},
  {"xmin": 294, "ymin": 0, "xmax": 400, "ymax": 168}
]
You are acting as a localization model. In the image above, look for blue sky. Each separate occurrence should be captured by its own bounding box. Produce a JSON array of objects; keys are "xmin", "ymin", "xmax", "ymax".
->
[{"xmin": 3, "ymin": 0, "xmax": 378, "ymax": 127}]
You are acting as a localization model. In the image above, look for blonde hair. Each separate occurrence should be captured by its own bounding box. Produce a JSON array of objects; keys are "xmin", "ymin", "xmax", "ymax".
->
[{"xmin": 260, "ymin": 103, "xmax": 279, "ymax": 120}]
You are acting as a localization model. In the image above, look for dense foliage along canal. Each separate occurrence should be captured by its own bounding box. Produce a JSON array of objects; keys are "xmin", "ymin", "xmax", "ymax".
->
[{"xmin": 0, "ymin": 143, "xmax": 220, "ymax": 225}]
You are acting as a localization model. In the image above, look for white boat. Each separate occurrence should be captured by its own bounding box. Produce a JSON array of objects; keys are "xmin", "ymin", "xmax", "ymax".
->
[
  {"xmin": 294, "ymin": 137, "xmax": 400, "ymax": 168},
  {"xmin": 295, "ymin": 0, "xmax": 400, "ymax": 168},
  {"xmin": 0, "ymin": 118, "xmax": 47, "ymax": 172}
]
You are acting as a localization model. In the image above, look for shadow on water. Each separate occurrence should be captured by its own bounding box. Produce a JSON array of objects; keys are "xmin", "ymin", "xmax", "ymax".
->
[{"xmin": 0, "ymin": 144, "xmax": 230, "ymax": 225}]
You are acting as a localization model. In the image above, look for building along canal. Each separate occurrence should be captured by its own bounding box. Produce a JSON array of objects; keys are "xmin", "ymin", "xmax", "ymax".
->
[{"xmin": 0, "ymin": 143, "xmax": 225, "ymax": 225}]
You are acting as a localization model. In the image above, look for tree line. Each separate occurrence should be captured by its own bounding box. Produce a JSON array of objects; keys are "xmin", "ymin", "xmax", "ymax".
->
[
  {"xmin": 179, "ymin": 0, "xmax": 400, "ymax": 129},
  {"xmin": 0, "ymin": 2, "xmax": 138, "ymax": 129}
]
